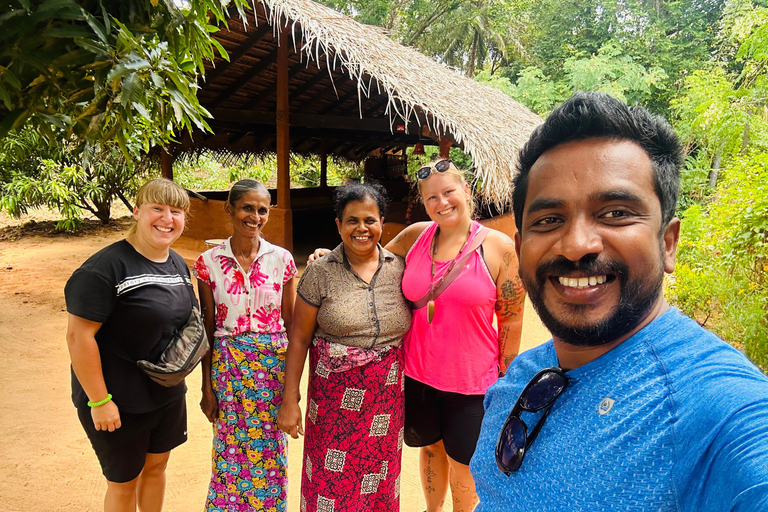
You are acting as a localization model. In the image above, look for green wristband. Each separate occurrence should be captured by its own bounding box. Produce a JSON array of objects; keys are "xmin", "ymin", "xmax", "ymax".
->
[{"xmin": 87, "ymin": 394, "xmax": 113, "ymax": 408}]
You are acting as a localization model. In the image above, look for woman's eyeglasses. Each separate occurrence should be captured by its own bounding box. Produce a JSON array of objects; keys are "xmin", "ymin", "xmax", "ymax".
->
[
  {"xmin": 416, "ymin": 159, "xmax": 452, "ymax": 180},
  {"xmin": 495, "ymin": 367, "xmax": 569, "ymax": 475}
]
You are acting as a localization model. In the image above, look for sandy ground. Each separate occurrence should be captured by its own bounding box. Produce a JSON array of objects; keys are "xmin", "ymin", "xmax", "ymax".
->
[{"xmin": 0, "ymin": 212, "xmax": 550, "ymax": 512}]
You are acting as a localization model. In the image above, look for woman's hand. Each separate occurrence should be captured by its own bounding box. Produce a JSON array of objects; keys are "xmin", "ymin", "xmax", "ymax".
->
[
  {"xmin": 276, "ymin": 400, "xmax": 304, "ymax": 439},
  {"xmin": 91, "ymin": 400, "xmax": 121, "ymax": 431},
  {"xmin": 200, "ymin": 385, "xmax": 219, "ymax": 423},
  {"xmin": 307, "ymin": 248, "xmax": 330, "ymax": 265}
]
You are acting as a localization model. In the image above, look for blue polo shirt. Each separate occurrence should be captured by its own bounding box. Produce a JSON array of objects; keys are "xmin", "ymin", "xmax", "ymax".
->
[{"xmin": 470, "ymin": 308, "xmax": 768, "ymax": 511}]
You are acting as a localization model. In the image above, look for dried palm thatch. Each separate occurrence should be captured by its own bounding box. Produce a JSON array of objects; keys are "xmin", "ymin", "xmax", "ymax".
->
[{"xmin": 251, "ymin": 0, "xmax": 542, "ymax": 207}]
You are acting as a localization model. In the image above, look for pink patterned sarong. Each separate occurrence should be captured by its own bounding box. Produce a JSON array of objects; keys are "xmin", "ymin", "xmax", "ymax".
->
[{"xmin": 300, "ymin": 338, "xmax": 404, "ymax": 512}]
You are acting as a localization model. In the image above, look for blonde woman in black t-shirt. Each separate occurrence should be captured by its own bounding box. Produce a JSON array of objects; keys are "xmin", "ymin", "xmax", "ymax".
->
[{"xmin": 65, "ymin": 179, "xmax": 194, "ymax": 512}]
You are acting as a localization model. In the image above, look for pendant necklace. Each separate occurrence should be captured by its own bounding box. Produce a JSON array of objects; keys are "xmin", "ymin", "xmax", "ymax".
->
[{"xmin": 427, "ymin": 226, "xmax": 472, "ymax": 323}]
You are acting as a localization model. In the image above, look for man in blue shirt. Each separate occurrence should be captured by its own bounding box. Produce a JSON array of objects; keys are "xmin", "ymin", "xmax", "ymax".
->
[{"xmin": 470, "ymin": 92, "xmax": 768, "ymax": 511}]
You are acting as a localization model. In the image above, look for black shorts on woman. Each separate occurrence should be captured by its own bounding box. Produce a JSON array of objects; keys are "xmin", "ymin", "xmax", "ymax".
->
[{"xmin": 403, "ymin": 375, "xmax": 485, "ymax": 465}]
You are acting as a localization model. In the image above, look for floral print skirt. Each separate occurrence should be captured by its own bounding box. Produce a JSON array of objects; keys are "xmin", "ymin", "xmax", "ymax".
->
[
  {"xmin": 206, "ymin": 332, "xmax": 288, "ymax": 512},
  {"xmin": 301, "ymin": 342, "xmax": 405, "ymax": 512}
]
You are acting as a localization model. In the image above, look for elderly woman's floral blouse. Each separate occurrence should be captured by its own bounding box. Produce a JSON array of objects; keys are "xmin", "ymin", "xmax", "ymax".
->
[{"xmin": 194, "ymin": 237, "xmax": 297, "ymax": 337}]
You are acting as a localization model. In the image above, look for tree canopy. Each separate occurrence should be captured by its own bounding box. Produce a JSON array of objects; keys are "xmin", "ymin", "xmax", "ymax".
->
[{"xmin": 0, "ymin": 0, "xmax": 251, "ymax": 157}]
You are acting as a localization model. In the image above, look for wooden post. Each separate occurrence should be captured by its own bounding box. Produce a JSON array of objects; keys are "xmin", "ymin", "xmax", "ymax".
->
[
  {"xmin": 439, "ymin": 139, "xmax": 452, "ymax": 159},
  {"xmin": 275, "ymin": 27, "xmax": 293, "ymax": 251},
  {"xmin": 320, "ymin": 137, "xmax": 328, "ymax": 188},
  {"xmin": 276, "ymin": 30, "xmax": 290, "ymax": 209},
  {"xmin": 161, "ymin": 148, "xmax": 173, "ymax": 180}
]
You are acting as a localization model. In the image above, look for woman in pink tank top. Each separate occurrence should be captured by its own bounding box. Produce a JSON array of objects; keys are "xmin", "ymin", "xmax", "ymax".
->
[
  {"xmin": 387, "ymin": 159, "xmax": 525, "ymax": 512},
  {"xmin": 308, "ymin": 159, "xmax": 526, "ymax": 511}
]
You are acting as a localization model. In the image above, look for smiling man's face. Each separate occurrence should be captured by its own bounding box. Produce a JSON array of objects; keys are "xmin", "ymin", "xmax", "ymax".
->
[{"xmin": 515, "ymin": 138, "xmax": 679, "ymax": 347}]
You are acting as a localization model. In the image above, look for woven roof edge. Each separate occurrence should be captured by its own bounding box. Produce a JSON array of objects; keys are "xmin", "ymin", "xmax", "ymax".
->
[{"xmin": 255, "ymin": 0, "xmax": 542, "ymax": 207}]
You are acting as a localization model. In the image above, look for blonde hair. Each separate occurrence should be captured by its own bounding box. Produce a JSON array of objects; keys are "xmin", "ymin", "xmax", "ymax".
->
[
  {"xmin": 129, "ymin": 178, "xmax": 190, "ymax": 234},
  {"xmin": 416, "ymin": 159, "xmax": 477, "ymax": 218}
]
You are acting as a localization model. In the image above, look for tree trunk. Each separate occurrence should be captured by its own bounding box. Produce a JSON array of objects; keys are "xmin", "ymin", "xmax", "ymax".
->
[
  {"xmin": 741, "ymin": 109, "xmax": 753, "ymax": 156},
  {"xmin": 708, "ymin": 142, "xmax": 724, "ymax": 189},
  {"xmin": 467, "ymin": 29, "xmax": 479, "ymax": 78},
  {"xmin": 93, "ymin": 199, "xmax": 112, "ymax": 224}
]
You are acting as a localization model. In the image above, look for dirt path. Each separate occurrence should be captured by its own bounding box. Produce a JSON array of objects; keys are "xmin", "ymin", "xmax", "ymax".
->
[{"xmin": 0, "ymin": 217, "xmax": 550, "ymax": 512}]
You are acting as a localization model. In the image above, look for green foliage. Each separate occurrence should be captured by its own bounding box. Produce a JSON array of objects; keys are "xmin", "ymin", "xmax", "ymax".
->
[
  {"xmin": 476, "ymin": 67, "xmax": 559, "ymax": 115},
  {"xmin": 481, "ymin": 43, "xmax": 667, "ymax": 117},
  {"xmin": 0, "ymin": 0, "xmax": 252, "ymax": 158},
  {"xmin": 562, "ymin": 43, "xmax": 668, "ymax": 106},
  {"xmin": 172, "ymin": 153, "xmax": 362, "ymax": 191},
  {"xmin": 173, "ymin": 154, "xmax": 274, "ymax": 191},
  {"xmin": 288, "ymin": 155, "xmax": 362, "ymax": 188},
  {"xmin": 0, "ymin": 129, "xmax": 147, "ymax": 229},
  {"xmin": 677, "ymin": 152, "xmax": 713, "ymax": 214}
]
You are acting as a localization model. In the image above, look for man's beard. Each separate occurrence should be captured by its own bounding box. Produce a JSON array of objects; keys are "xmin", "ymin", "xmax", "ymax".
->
[{"xmin": 521, "ymin": 252, "xmax": 664, "ymax": 347}]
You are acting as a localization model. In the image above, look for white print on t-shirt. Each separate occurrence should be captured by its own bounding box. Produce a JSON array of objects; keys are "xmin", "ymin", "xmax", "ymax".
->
[
  {"xmin": 116, "ymin": 273, "xmax": 189, "ymax": 295},
  {"xmin": 598, "ymin": 397, "xmax": 615, "ymax": 415}
]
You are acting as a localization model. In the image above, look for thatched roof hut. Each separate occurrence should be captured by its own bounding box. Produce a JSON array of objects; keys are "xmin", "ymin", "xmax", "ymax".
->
[{"xmin": 174, "ymin": 0, "xmax": 541, "ymax": 250}]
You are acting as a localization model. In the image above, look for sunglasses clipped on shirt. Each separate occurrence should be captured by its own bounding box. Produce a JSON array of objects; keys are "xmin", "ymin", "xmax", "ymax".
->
[
  {"xmin": 495, "ymin": 367, "xmax": 570, "ymax": 475},
  {"xmin": 416, "ymin": 158, "xmax": 452, "ymax": 180}
]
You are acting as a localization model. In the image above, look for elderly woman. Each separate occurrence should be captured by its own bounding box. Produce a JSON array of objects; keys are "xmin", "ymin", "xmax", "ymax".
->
[
  {"xmin": 65, "ymin": 178, "xmax": 193, "ymax": 512},
  {"xmin": 193, "ymin": 179, "xmax": 297, "ymax": 512},
  {"xmin": 277, "ymin": 182, "xmax": 411, "ymax": 512}
]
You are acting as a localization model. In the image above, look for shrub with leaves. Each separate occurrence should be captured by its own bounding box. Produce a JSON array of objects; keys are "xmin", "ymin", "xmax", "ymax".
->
[{"xmin": 0, "ymin": 128, "xmax": 149, "ymax": 229}]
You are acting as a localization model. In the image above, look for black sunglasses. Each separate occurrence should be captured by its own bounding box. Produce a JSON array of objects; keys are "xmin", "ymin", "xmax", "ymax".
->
[
  {"xmin": 495, "ymin": 367, "xmax": 569, "ymax": 475},
  {"xmin": 416, "ymin": 159, "xmax": 452, "ymax": 180}
]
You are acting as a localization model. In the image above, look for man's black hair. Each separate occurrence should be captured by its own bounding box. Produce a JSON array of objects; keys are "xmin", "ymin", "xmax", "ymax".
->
[{"xmin": 513, "ymin": 92, "xmax": 683, "ymax": 232}]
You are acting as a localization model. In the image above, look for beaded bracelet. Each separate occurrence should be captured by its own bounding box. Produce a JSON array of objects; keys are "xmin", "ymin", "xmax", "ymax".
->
[{"xmin": 87, "ymin": 394, "xmax": 113, "ymax": 408}]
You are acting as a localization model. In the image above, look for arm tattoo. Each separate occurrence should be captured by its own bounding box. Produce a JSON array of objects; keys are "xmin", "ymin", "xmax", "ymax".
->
[
  {"xmin": 502, "ymin": 251, "xmax": 513, "ymax": 270},
  {"xmin": 495, "ymin": 277, "xmax": 525, "ymax": 318}
]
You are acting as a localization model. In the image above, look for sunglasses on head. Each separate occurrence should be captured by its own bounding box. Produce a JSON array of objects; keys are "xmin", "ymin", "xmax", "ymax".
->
[
  {"xmin": 416, "ymin": 159, "xmax": 452, "ymax": 180},
  {"xmin": 495, "ymin": 367, "xmax": 569, "ymax": 475}
]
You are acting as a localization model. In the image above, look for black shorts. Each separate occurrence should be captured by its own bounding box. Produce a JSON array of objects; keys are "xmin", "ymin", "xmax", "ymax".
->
[
  {"xmin": 403, "ymin": 376, "xmax": 485, "ymax": 465},
  {"xmin": 77, "ymin": 397, "xmax": 187, "ymax": 483}
]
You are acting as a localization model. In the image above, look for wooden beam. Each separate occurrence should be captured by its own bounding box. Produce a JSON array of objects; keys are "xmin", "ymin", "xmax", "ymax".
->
[
  {"xmin": 439, "ymin": 139, "xmax": 452, "ymax": 158},
  {"xmin": 276, "ymin": 29, "xmax": 290, "ymax": 210},
  {"xmin": 292, "ymin": 76, "xmax": 336, "ymax": 112},
  {"xmin": 318, "ymin": 85, "xmax": 362, "ymax": 115},
  {"xmin": 210, "ymin": 109, "xmax": 397, "ymax": 132},
  {"xmin": 247, "ymin": 62, "xmax": 306, "ymax": 110},
  {"xmin": 204, "ymin": 24, "xmax": 272, "ymax": 87},
  {"xmin": 363, "ymin": 97, "xmax": 390, "ymax": 117},
  {"xmin": 228, "ymin": 131, "xmax": 250, "ymax": 145},
  {"xmin": 208, "ymin": 49, "xmax": 279, "ymax": 108},
  {"xmin": 320, "ymin": 137, "xmax": 328, "ymax": 187}
]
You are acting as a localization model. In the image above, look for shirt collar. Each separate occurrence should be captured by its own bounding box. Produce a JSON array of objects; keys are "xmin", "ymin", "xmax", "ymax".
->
[
  {"xmin": 326, "ymin": 242, "xmax": 395, "ymax": 268},
  {"xmin": 216, "ymin": 236, "xmax": 275, "ymax": 262}
]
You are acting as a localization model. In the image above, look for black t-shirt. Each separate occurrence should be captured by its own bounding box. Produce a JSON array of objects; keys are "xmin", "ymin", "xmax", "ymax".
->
[{"xmin": 65, "ymin": 240, "xmax": 195, "ymax": 413}]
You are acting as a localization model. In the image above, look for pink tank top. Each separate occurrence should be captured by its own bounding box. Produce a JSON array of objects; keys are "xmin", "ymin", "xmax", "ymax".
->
[{"xmin": 402, "ymin": 221, "xmax": 499, "ymax": 394}]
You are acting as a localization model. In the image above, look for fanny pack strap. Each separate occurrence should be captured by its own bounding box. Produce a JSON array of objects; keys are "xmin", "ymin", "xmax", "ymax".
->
[
  {"xmin": 169, "ymin": 254, "xmax": 196, "ymax": 309},
  {"xmin": 411, "ymin": 226, "xmax": 490, "ymax": 310}
]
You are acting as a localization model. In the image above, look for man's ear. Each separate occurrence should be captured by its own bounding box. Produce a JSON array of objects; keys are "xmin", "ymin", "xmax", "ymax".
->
[
  {"xmin": 514, "ymin": 231, "xmax": 522, "ymax": 262},
  {"xmin": 662, "ymin": 218, "xmax": 681, "ymax": 274}
]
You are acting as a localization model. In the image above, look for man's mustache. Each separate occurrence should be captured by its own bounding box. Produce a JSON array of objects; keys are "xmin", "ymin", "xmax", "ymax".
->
[{"xmin": 534, "ymin": 255, "xmax": 629, "ymax": 283}]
